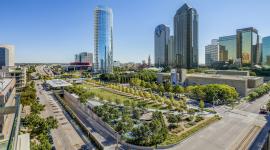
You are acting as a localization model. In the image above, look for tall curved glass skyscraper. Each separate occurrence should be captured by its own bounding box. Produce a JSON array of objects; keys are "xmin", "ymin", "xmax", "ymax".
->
[
  {"xmin": 154, "ymin": 24, "xmax": 170, "ymax": 67},
  {"xmin": 94, "ymin": 6, "xmax": 113, "ymax": 73},
  {"xmin": 174, "ymin": 3, "xmax": 198, "ymax": 69}
]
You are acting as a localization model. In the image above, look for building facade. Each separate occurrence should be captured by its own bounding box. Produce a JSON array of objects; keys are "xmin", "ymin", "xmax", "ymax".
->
[
  {"xmin": 74, "ymin": 52, "xmax": 93, "ymax": 64},
  {"xmin": 205, "ymin": 39, "xmax": 219, "ymax": 66},
  {"xmin": 174, "ymin": 3, "xmax": 198, "ymax": 69},
  {"xmin": 0, "ymin": 66, "xmax": 27, "ymax": 92},
  {"xmin": 0, "ymin": 45, "xmax": 15, "ymax": 69},
  {"xmin": 154, "ymin": 24, "xmax": 170, "ymax": 67},
  {"xmin": 262, "ymin": 36, "xmax": 270, "ymax": 68},
  {"xmin": 236, "ymin": 27, "xmax": 260, "ymax": 66},
  {"xmin": 218, "ymin": 35, "xmax": 237, "ymax": 62},
  {"xmin": 168, "ymin": 36, "xmax": 175, "ymax": 66},
  {"xmin": 94, "ymin": 6, "xmax": 113, "ymax": 73}
]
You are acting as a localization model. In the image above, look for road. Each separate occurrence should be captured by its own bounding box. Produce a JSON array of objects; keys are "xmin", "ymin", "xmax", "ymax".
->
[
  {"xmin": 237, "ymin": 92, "xmax": 270, "ymax": 113},
  {"xmin": 63, "ymin": 94, "xmax": 120, "ymax": 150},
  {"xmin": 36, "ymin": 65, "xmax": 54, "ymax": 77},
  {"xmin": 36, "ymin": 81, "xmax": 87, "ymax": 150},
  {"xmin": 168, "ymin": 93, "xmax": 270, "ymax": 150}
]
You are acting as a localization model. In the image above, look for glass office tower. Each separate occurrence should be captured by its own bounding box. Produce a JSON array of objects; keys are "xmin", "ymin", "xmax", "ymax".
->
[
  {"xmin": 154, "ymin": 24, "xmax": 170, "ymax": 67},
  {"xmin": 237, "ymin": 27, "xmax": 260, "ymax": 66},
  {"xmin": 174, "ymin": 3, "xmax": 198, "ymax": 69},
  {"xmin": 0, "ymin": 45, "xmax": 15, "ymax": 69},
  {"xmin": 262, "ymin": 36, "xmax": 270, "ymax": 68},
  {"xmin": 94, "ymin": 6, "xmax": 113, "ymax": 73},
  {"xmin": 218, "ymin": 35, "xmax": 237, "ymax": 62}
]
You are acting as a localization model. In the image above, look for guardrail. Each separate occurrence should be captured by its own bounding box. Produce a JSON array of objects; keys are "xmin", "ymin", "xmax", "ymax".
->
[{"xmin": 7, "ymin": 95, "xmax": 22, "ymax": 150}]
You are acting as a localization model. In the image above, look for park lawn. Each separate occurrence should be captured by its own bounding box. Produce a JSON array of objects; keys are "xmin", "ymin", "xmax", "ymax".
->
[
  {"xmin": 160, "ymin": 115, "xmax": 221, "ymax": 146},
  {"xmin": 90, "ymin": 88, "xmax": 135, "ymax": 102},
  {"xmin": 86, "ymin": 87, "xmax": 164, "ymax": 109}
]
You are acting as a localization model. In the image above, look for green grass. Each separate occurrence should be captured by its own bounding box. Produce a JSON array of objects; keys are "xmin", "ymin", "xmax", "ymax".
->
[
  {"xmin": 78, "ymin": 84, "xmax": 164, "ymax": 109},
  {"xmin": 160, "ymin": 115, "xmax": 221, "ymax": 146}
]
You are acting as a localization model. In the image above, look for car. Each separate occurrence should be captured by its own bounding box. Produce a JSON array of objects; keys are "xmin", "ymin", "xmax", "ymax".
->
[
  {"xmin": 51, "ymin": 146, "xmax": 56, "ymax": 150},
  {"xmin": 260, "ymin": 105, "xmax": 267, "ymax": 114},
  {"xmin": 80, "ymin": 144, "xmax": 90, "ymax": 150}
]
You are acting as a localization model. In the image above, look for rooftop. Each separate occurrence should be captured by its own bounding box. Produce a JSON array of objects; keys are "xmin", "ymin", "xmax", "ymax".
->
[
  {"xmin": 46, "ymin": 79, "xmax": 72, "ymax": 88},
  {"xmin": 0, "ymin": 78, "xmax": 13, "ymax": 92},
  {"xmin": 187, "ymin": 73, "xmax": 262, "ymax": 80}
]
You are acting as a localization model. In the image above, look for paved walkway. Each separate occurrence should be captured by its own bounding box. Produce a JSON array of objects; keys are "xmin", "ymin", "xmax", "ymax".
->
[{"xmin": 36, "ymin": 82, "xmax": 86, "ymax": 150}]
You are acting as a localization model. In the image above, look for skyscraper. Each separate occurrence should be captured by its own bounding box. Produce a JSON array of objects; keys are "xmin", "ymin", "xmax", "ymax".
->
[
  {"xmin": 94, "ymin": 6, "xmax": 113, "ymax": 73},
  {"xmin": 205, "ymin": 39, "xmax": 219, "ymax": 66},
  {"xmin": 236, "ymin": 27, "xmax": 260, "ymax": 66},
  {"xmin": 154, "ymin": 24, "xmax": 170, "ymax": 67},
  {"xmin": 168, "ymin": 36, "xmax": 175, "ymax": 66},
  {"xmin": 174, "ymin": 3, "xmax": 198, "ymax": 69},
  {"xmin": 218, "ymin": 35, "xmax": 237, "ymax": 62},
  {"xmin": 0, "ymin": 45, "xmax": 15, "ymax": 69},
  {"xmin": 148, "ymin": 55, "xmax": 151, "ymax": 67},
  {"xmin": 262, "ymin": 36, "xmax": 270, "ymax": 68}
]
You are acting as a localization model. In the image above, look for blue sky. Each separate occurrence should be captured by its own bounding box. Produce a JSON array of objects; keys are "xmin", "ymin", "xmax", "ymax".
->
[{"xmin": 0, "ymin": 0, "xmax": 270, "ymax": 64}]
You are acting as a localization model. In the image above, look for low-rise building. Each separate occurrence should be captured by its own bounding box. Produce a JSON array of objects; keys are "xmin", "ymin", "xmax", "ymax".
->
[
  {"xmin": 0, "ymin": 67, "xmax": 27, "ymax": 92},
  {"xmin": 157, "ymin": 69, "xmax": 264, "ymax": 97},
  {"xmin": 185, "ymin": 73, "xmax": 263, "ymax": 97}
]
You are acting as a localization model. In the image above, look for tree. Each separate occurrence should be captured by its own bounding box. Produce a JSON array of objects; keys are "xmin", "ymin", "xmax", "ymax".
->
[
  {"xmin": 46, "ymin": 116, "xmax": 58, "ymax": 129},
  {"xmin": 164, "ymin": 82, "xmax": 173, "ymax": 92},
  {"xmin": 133, "ymin": 109, "xmax": 141, "ymax": 120},
  {"xmin": 158, "ymin": 84, "xmax": 165, "ymax": 93},
  {"xmin": 173, "ymin": 85, "xmax": 184, "ymax": 94},
  {"xmin": 167, "ymin": 114, "xmax": 178, "ymax": 124},
  {"xmin": 199, "ymin": 99, "xmax": 205, "ymax": 112},
  {"xmin": 267, "ymin": 100, "xmax": 270, "ymax": 111},
  {"xmin": 115, "ymin": 115, "xmax": 133, "ymax": 134}
]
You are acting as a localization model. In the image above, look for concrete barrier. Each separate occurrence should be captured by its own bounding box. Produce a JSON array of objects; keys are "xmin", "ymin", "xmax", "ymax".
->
[{"xmin": 54, "ymin": 92, "xmax": 104, "ymax": 150}]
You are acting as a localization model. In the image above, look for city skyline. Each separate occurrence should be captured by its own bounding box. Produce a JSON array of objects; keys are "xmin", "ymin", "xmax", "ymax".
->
[{"xmin": 1, "ymin": 0, "xmax": 270, "ymax": 64}]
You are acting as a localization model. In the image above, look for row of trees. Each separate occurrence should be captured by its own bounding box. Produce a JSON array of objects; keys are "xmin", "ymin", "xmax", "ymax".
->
[
  {"xmin": 130, "ymin": 78, "xmax": 184, "ymax": 94},
  {"xmin": 107, "ymin": 83, "xmax": 187, "ymax": 111},
  {"xmin": 186, "ymin": 84, "xmax": 239, "ymax": 105},
  {"xmin": 21, "ymin": 81, "xmax": 45, "ymax": 114},
  {"xmin": 65, "ymin": 86, "xmax": 94, "ymax": 104},
  {"xmin": 20, "ymin": 81, "xmax": 58, "ymax": 150},
  {"xmin": 23, "ymin": 114, "xmax": 58, "ymax": 150},
  {"xmin": 247, "ymin": 82, "xmax": 270, "ymax": 101},
  {"xmin": 99, "ymin": 70, "xmax": 157, "ymax": 83}
]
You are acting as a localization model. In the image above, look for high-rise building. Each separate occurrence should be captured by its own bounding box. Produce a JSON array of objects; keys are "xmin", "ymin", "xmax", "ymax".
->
[
  {"xmin": 174, "ymin": 3, "xmax": 198, "ymax": 69},
  {"xmin": 154, "ymin": 24, "xmax": 170, "ymax": 67},
  {"xmin": 205, "ymin": 39, "xmax": 219, "ymax": 66},
  {"xmin": 148, "ymin": 55, "xmax": 151, "ymax": 67},
  {"xmin": 218, "ymin": 35, "xmax": 237, "ymax": 62},
  {"xmin": 74, "ymin": 52, "xmax": 93, "ymax": 64},
  {"xmin": 94, "ymin": 6, "xmax": 113, "ymax": 73},
  {"xmin": 80, "ymin": 52, "xmax": 93, "ymax": 64},
  {"xmin": 237, "ymin": 27, "xmax": 260, "ymax": 66},
  {"xmin": 75, "ymin": 54, "xmax": 80, "ymax": 62},
  {"xmin": 0, "ymin": 45, "xmax": 14, "ymax": 69},
  {"xmin": 168, "ymin": 36, "xmax": 175, "ymax": 66},
  {"xmin": 262, "ymin": 36, "xmax": 270, "ymax": 67}
]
